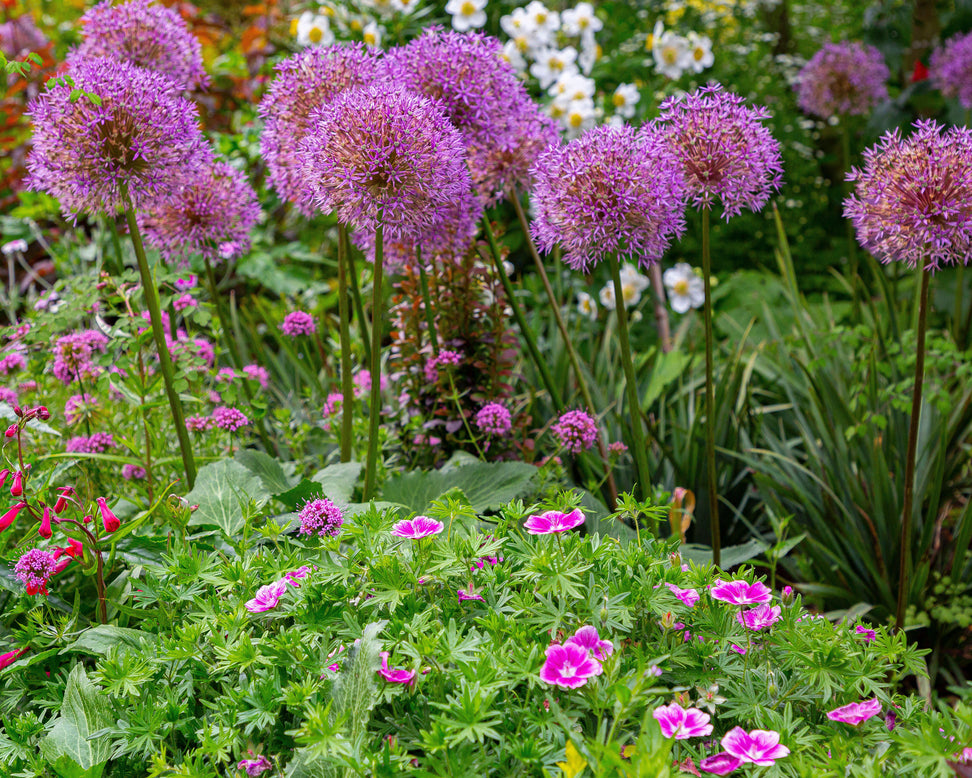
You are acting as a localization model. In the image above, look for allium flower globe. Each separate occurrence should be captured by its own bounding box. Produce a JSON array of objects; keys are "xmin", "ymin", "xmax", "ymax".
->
[
  {"xmin": 26, "ymin": 58, "xmax": 209, "ymax": 217},
  {"xmin": 795, "ymin": 41, "xmax": 890, "ymax": 119},
  {"xmin": 844, "ymin": 119, "xmax": 972, "ymax": 272},
  {"xmin": 929, "ymin": 31, "xmax": 972, "ymax": 110},
  {"xmin": 530, "ymin": 125, "xmax": 686, "ymax": 272}
]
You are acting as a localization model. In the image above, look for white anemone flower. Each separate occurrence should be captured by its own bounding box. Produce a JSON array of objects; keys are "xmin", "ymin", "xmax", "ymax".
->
[
  {"xmin": 599, "ymin": 278, "xmax": 643, "ymax": 310},
  {"xmin": 524, "ymin": 0, "xmax": 560, "ymax": 39},
  {"xmin": 502, "ymin": 39, "xmax": 528, "ymax": 71},
  {"xmin": 611, "ymin": 83, "xmax": 640, "ymax": 119},
  {"xmin": 562, "ymin": 96, "xmax": 596, "ymax": 137},
  {"xmin": 686, "ymin": 32, "xmax": 714, "ymax": 73},
  {"xmin": 530, "ymin": 46, "xmax": 578, "ymax": 89},
  {"xmin": 619, "ymin": 263, "xmax": 650, "ymax": 293},
  {"xmin": 296, "ymin": 11, "xmax": 335, "ymax": 46},
  {"xmin": 445, "ymin": 0, "xmax": 487, "ymax": 31},
  {"xmin": 578, "ymin": 37, "xmax": 597, "ymax": 74},
  {"xmin": 652, "ymin": 21, "xmax": 691, "ymax": 80},
  {"xmin": 362, "ymin": 21, "xmax": 382, "ymax": 47},
  {"xmin": 549, "ymin": 72, "xmax": 595, "ymax": 101},
  {"xmin": 663, "ymin": 263, "xmax": 705, "ymax": 313},
  {"xmin": 577, "ymin": 291, "xmax": 598, "ymax": 321},
  {"xmin": 562, "ymin": 3, "xmax": 602, "ymax": 37}
]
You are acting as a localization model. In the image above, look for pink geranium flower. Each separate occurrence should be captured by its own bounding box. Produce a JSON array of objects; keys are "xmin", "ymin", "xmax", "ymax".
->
[
  {"xmin": 721, "ymin": 727, "xmax": 790, "ymax": 766},
  {"xmin": 565, "ymin": 625, "xmax": 614, "ymax": 660},
  {"xmin": 826, "ymin": 697, "xmax": 882, "ymax": 726},
  {"xmin": 735, "ymin": 604, "xmax": 781, "ymax": 631},
  {"xmin": 523, "ymin": 508, "xmax": 585, "ymax": 534},
  {"xmin": 667, "ymin": 583, "xmax": 700, "ymax": 607},
  {"xmin": 652, "ymin": 703, "xmax": 713, "ymax": 740},
  {"xmin": 245, "ymin": 579, "xmax": 289, "ymax": 613},
  {"xmin": 457, "ymin": 583, "xmax": 484, "ymax": 602},
  {"xmin": 391, "ymin": 515, "xmax": 444, "ymax": 539},
  {"xmin": 539, "ymin": 642, "xmax": 602, "ymax": 689},
  {"xmin": 855, "ymin": 624, "xmax": 876, "ymax": 643},
  {"xmin": 710, "ymin": 579, "xmax": 773, "ymax": 605},
  {"xmin": 379, "ymin": 652, "xmax": 416, "ymax": 686},
  {"xmin": 698, "ymin": 752, "xmax": 742, "ymax": 775}
]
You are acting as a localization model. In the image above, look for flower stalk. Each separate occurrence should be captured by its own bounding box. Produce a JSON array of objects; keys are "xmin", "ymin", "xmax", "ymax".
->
[
  {"xmin": 701, "ymin": 209, "xmax": 720, "ymax": 566},
  {"xmin": 362, "ymin": 222, "xmax": 384, "ymax": 501},
  {"xmin": 337, "ymin": 225, "xmax": 354, "ymax": 463}
]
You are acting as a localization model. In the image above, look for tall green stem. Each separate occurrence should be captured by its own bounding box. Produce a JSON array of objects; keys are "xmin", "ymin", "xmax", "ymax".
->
[
  {"xmin": 362, "ymin": 222, "xmax": 384, "ymax": 501},
  {"xmin": 337, "ymin": 225, "xmax": 354, "ymax": 463},
  {"xmin": 608, "ymin": 256, "xmax": 652, "ymax": 509},
  {"xmin": 701, "ymin": 209, "xmax": 720, "ymax": 567},
  {"xmin": 346, "ymin": 234, "xmax": 371, "ymax": 368},
  {"xmin": 895, "ymin": 266, "xmax": 930, "ymax": 633},
  {"xmin": 417, "ymin": 249, "xmax": 439, "ymax": 354},
  {"xmin": 123, "ymin": 199, "xmax": 196, "ymax": 489}
]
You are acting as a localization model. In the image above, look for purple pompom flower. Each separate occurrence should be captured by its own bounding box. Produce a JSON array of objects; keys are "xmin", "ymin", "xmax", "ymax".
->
[
  {"xmin": 475, "ymin": 402, "xmax": 512, "ymax": 436},
  {"xmin": 551, "ymin": 409, "xmax": 598, "ymax": 453},
  {"xmin": 795, "ymin": 41, "xmax": 889, "ymax": 119},
  {"xmin": 211, "ymin": 406, "xmax": 250, "ymax": 431},
  {"xmin": 929, "ymin": 31, "xmax": 972, "ymax": 110},
  {"xmin": 531, "ymin": 125, "xmax": 686, "ymax": 272},
  {"xmin": 258, "ymin": 44, "xmax": 381, "ymax": 213},
  {"xmin": 298, "ymin": 497, "xmax": 343, "ymax": 537},
  {"xmin": 844, "ymin": 119, "xmax": 972, "ymax": 272},
  {"xmin": 26, "ymin": 57, "xmax": 209, "ymax": 217},
  {"xmin": 280, "ymin": 311, "xmax": 316, "ymax": 337},
  {"xmin": 652, "ymin": 84, "xmax": 783, "ymax": 219},
  {"xmin": 65, "ymin": 432, "xmax": 115, "ymax": 454},
  {"xmin": 68, "ymin": 0, "xmax": 208, "ymax": 91},
  {"xmin": 15, "ymin": 548, "xmax": 58, "ymax": 595},
  {"xmin": 138, "ymin": 159, "xmax": 261, "ymax": 264}
]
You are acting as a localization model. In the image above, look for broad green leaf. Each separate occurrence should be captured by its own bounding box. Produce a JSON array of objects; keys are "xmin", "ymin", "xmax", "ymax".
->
[
  {"xmin": 187, "ymin": 459, "xmax": 269, "ymax": 536},
  {"xmin": 276, "ymin": 478, "xmax": 324, "ymax": 512},
  {"xmin": 641, "ymin": 348, "xmax": 693, "ymax": 410},
  {"xmin": 311, "ymin": 462, "xmax": 362, "ymax": 504},
  {"xmin": 40, "ymin": 664, "xmax": 112, "ymax": 774},
  {"xmin": 380, "ymin": 461, "xmax": 536, "ymax": 514},
  {"xmin": 62, "ymin": 625, "xmax": 155, "ymax": 656},
  {"xmin": 681, "ymin": 538, "xmax": 767, "ymax": 569},
  {"xmin": 235, "ymin": 450, "xmax": 297, "ymax": 495}
]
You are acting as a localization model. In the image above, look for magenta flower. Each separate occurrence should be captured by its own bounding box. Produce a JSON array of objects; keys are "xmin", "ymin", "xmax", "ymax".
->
[
  {"xmin": 0, "ymin": 502, "xmax": 27, "ymax": 533},
  {"xmin": 565, "ymin": 625, "xmax": 614, "ymax": 660},
  {"xmin": 710, "ymin": 578, "xmax": 772, "ymax": 605},
  {"xmin": 280, "ymin": 311, "xmax": 316, "ymax": 337},
  {"xmin": 475, "ymin": 402, "xmax": 512, "ymax": 437},
  {"xmin": 0, "ymin": 647, "xmax": 28, "ymax": 670},
  {"xmin": 391, "ymin": 515, "xmax": 444, "ymax": 539},
  {"xmin": 14, "ymin": 548, "xmax": 57, "ymax": 595},
  {"xmin": 539, "ymin": 642, "xmax": 603, "ymax": 689},
  {"xmin": 243, "ymin": 364, "xmax": 270, "ymax": 389},
  {"xmin": 285, "ymin": 566, "xmax": 312, "ymax": 586},
  {"xmin": 930, "ymin": 31, "xmax": 972, "ymax": 110},
  {"xmin": 550, "ymin": 409, "xmax": 599, "ymax": 454},
  {"xmin": 826, "ymin": 697, "xmax": 882, "ymax": 726},
  {"xmin": 735, "ymin": 604, "xmax": 781, "ymax": 631},
  {"xmin": 855, "ymin": 624, "xmax": 876, "ymax": 643},
  {"xmin": 652, "ymin": 703, "xmax": 713, "ymax": 740},
  {"xmin": 523, "ymin": 508, "xmax": 585, "ymax": 535},
  {"xmin": 237, "ymin": 754, "xmax": 272, "ymax": 776},
  {"xmin": 379, "ymin": 652, "xmax": 416, "ymax": 686},
  {"xmin": 721, "ymin": 727, "xmax": 790, "ymax": 766},
  {"xmin": 457, "ymin": 583, "xmax": 484, "ymax": 602},
  {"xmin": 667, "ymin": 583, "xmax": 700, "ymax": 608},
  {"xmin": 51, "ymin": 330, "xmax": 108, "ymax": 384},
  {"xmin": 211, "ymin": 406, "xmax": 250, "ymax": 432},
  {"xmin": 423, "ymin": 349, "xmax": 463, "ymax": 383},
  {"xmin": 245, "ymin": 579, "xmax": 289, "ymax": 613},
  {"xmin": 298, "ymin": 498, "xmax": 343, "ymax": 538},
  {"xmin": 65, "ymin": 433, "xmax": 115, "ymax": 454},
  {"xmin": 795, "ymin": 41, "xmax": 889, "ymax": 119},
  {"xmin": 698, "ymin": 753, "xmax": 742, "ymax": 775}
]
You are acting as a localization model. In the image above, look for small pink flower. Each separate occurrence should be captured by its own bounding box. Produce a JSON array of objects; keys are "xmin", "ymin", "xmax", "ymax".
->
[
  {"xmin": 730, "ymin": 644, "xmax": 747, "ymax": 655},
  {"xmin": 285, "ymin": 566, "xmax": 312, "ymax": 586},
  {"xmin": 321, "ymin": 644, "xmax": 346, "ymax": 675},
  {"xmin": 245, "ymin": 579, "xmax": 289, "ymax": 613},
  {"xmin": 710, "ymin": 579, "xmax": 773, "ymax": 605},
  {"xmin": 565, "ymin": 625, "xmax": 614, "ymax": 660},
  {"xmin": 523, "ymin": 508, "xmax": 585, "ymax": 535},
  {"xmin": 391, "ymin": 515, "xmax": 444, "ymax": 539},
  {"xmin": 96, "ymin": 497, "xmax": 120, "ymax": 533},
  {"xmin": 653, "ymin": 703, "xmax": 713, "ymax": 740},
  {"xmin": 781, "ymin": 585, "xmax": 794, "ymax": 604},
  {"xmin": 826, "ymin": 697, "xmax": 882, "ymax": 726},
  {"xmin": 379, "ymin": 652, "xmax": 416, "ymax": 686},
  {"xmin": 539, "ymin": 642, "xmax": 602, "ymax": 689},
  {"xmin": 855, "ymin": 624, "xmax": 876, "ymax": 643},
  {"xmin": 0, "ymin": 647, "xmax": 28, "ymax": 670},
  {"xmin": 698, "ymin": 752, "xmax": 742, "ymax": 775},
  {"xmin": 237, "ymin": 754, "xmax": 272, "ymax": 775},
  {"xmin": 721, "ymin": 727, "xmax": 790, "ymax": 766},
  {"xmin": 457, "ymin": 583, "xmax": 484, "ymax": 602},
  {"xmin": 667, "ymin": 583, "xmax": 700, "ymax": 607},
  {"xmin": 735, "ymin": 604, "xmax": 781, "ymax": 631}
]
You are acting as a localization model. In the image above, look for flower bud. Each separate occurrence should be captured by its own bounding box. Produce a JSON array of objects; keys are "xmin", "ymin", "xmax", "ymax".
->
[
  {"xmin": 0, "ymin": 469, "xmax": 8, "ymax": 490},
  {"xmin": 659, "ymin": 611, "xmax": 676, "ymax": 630},
  {"xmin": 38, "ymin": 506, "xmax": 53, "ymax": 539},
  {"xmin": 96, "ymin": 497, "xmax": 120, "ymax": 533},
  {"xmin": 53, "ymin": 486, "xmax": 74, "ymax": 514},
  {"xmin": 82, "ymin": 514, "xmax": 92, "ymax": 524},
  {"xmin": 781, "ymin": 585, "xmax": 794, "ymax": 605},
  {"xmin": 10, "ymin": 470, "xmax": 23, "ymax": 497},
  {"xmin": 12, "ymin": 405, "xmax": 22, "ymax": 417},
  {"xmin": 36, "ymin": 406, "xmax": 50, "ymax": 420},
  {"xmin": 65, "ymin": 538, "xmax": 84, "ymax": 558},
  {"xmin": 0, "ymin": 502, "xmax": 26, "ymax": 532},
  {"xmin": 4, "ymin": 424, "xmax": 17, "ymax": 438}
]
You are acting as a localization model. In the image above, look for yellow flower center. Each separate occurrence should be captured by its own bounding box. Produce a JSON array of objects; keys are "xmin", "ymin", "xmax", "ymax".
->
[
  {"xmin": 536, "ymin": 11, "xmax": 547, "ymax": 23},
  {"xmin": 364, "ymin": 31, "xmax": 377, "ymax": 45},
  {"xmin": 290, "ymin": 18, "xmax": 299, "ymax": 35},
  {"xmin": 350, "ymin": 19, "xmax": 362, "ymax": 31},
  {"xmin": 663, "ymin": 47, "xmax": 678, "ymax": 65},
  {"xmin": 579, "ymin": 17, "xmax": 589, "ymax": 28},
  {"xmin": 309, "ymin": 26, "xmax": 324, "ymax": 43},
  {"xmin": 568, "ymin": 111, "xmax": 583, "ymax": 127},
  {"xmin": 461, "ymin": 0, "xmax": 476, "ymax": 14},
  {"xmin": 622, "ymin": 283, "xmax": 638, "ymax": 302},
  {"xmin": 515, "ymin": 35, "xmax": 530, "ymax": 52},
  {"xmin": 612, "ymin": 92, "xmax": 626, "ymax": 107},
  {"xmin": 694, "ymin": 47, "xmax": 705, "ymax": 61},
  {"xmin": 673, "ymin": 279, "xmax": 689, "ymax": 295}
]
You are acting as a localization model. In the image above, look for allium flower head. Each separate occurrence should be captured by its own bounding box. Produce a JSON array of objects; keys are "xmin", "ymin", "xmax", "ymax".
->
[
  {"xmin": 280, "ymin": 311, "xmax": 316, "ymax": 337},
  {"xmin": 298, "ymin": 497, "xmax": 343, "ymax": 537},
  {"xmin": 826, "ymin": 697, "xmax": 882, "ymax": 726},
  {"xmin": 539, "ymin": 642, "xmax": 602, "ymax": 688},
  {"xmin": 14, "ymin": 548, "xmax": 58, "ymax": 595},
  {"xmin": 258, "ymin": 44, "xmax": 381, "ymax": 212},
  {"xmin": 795, "ymin": 41, "xmax": 889, "ymax": 119},
  {"xmin": 297, "ymin": 84, "xmax": 471, "ymax": 239},
  {"xmin": 551, "ymin": 409, "xmax": 598, "ymax": 453},
  {"xmin": 391, "ymin": 515, "xmax": 444, "ymax": 539},
  {"xmin": 475, "ymin": 402, "xmax": 512, "ymax": 436},
  {"xmin": 652, "ymin": 84, "xmax": 783, "ymax": 219},
  {"xmin": 531, "ymin": 125, "xmax": 686, "ymax": 271},
  {"xmin": 710, "ymin": 578, "xmax": 773, "ymax": 605},
  {"xmin": 69, "ymin": 0, "xmax": 208, "ymax": 91},
  {"xmin": 52, "ymin": 330, "xmax": 108, "ymax": 384},
  {"xmin": 523, "ymin": 508, "xmax": 585, "ymax": 534},
  {"xmin": 652, "ymin": 703, "xmax": 713, "ymax": 740},
  {"xmin": 26, "ymin": 57, "xmax": 209, "ymax": 217},
  {"xmin": 844, "ymin": 119, "xmax": 972, "ymax": 272},
  {"xmin": 929, "ymin": 31, "xmax": 972, "ymax": 110},
  {"xmin": 139, "ymin": 160, "xmax": 260, "ymax": 264}
]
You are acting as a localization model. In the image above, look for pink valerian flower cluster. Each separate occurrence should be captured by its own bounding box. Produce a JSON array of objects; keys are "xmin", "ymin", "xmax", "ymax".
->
[
  {"xmin": 280, "ymin": 311, "xmax": 316, "ymax": 337},
  {"xmin": 243, "ymin": 364, "xmax": 269, "ymax": 389},
  {"xmin": 551, "ymin": 409, "xmax": 598, "ymax": 454},
  {"xmin": 524, "ymin": 508, "xmax": 585, "ymax": 534},
  {"xmin": 185, "ymin": 415, "xmax": 211, "ymax": 432},
  {"xmin": 0, "ymin": 352, "xmax": 26, "ymax": 375},
  {"xmin": 709, "ymin": 578, "xmax": 773, "ymax": 605},
  {"xmin": 653, "ymin": 702, "xmax": 713, "ymax": 740},
  {"xmin": 827, "ymin": 697, "xmax": 882, "ymax": 726},
  {"xmin": 298, "ymin": 497, "xmax": 343, "ymax": 538},
  {"xmin": 52, "ymin": 330, "xmax": 108, "ymax": 384},
  {"xmin": 652, "ymin": 84, "xmax": 783, "ymax": 220},
  {"xmin": 379, "ymin": 651, "xmax": 416, "ymax": 686},
  {"xmin": 930, "ymin": 31, "xmax": 972, "ymax": 109},
  {"xmin": 211, "ymin": 406, "xmax": 250, "ymax": 432},
  {"xmin": 735, "ymin": 604, "xmax": 781, "ymax": 631},
  {"xmin": 475, "ymin": 402, "xmax": 512, "ymax": 436},
  {"xmin": 540, "ymin": 625, "xmax": 613, "ymax": 689},
  {"xmin": 245, "ymin": 567, "xmax": 312, "ymax": 614},
  {"xmin": 64, "ymin": 393, "xmax": 97, "ymax": 427},
  {"xmin": 14, "ymin": 548, "xmax": 58, "ymax": 595},
  {"xmin": 700, "ymin": 728, "xmax": 790, "ymax": 773},
  {"xmin": 844, "ymin": 119, "xmax": 972, "ymax": 272},
  {"xmin": 795, "ymin": 41, "xmax": 889, "ymax": 119},
  {"xmin": 392, "ymin": 515, "xmax": 444, "ymax": 539},
  {"xmin": 423, "ymin": 349, "xmax": 463, "ymax": 383},
  {"xmin": 65, "ymin": 433, "xmax": 115, "ymax": 454},
  {"xmin": 321, "ymin": 392, "xmax": 344, "ymax": 431},
  {"xmin": 173, "ymin": 294, "xmax": 196, "ymax": 312},
  {"xmin": 121, "ymin": 464, "xmax": 147, "ymax": 480},
  {"xmin": 531, "ymin": 124, "xmax": 686, "ymax": 272}
]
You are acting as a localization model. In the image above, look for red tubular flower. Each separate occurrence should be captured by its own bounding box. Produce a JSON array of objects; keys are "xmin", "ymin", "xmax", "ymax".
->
[
  {"xmin": 38, "ymin": 506, "xmax": 53, "ymax": 539},
  {"xmin": 53, "ymin": 486, "xmax": 74, "ymax": 514},
  {"xmin": 4, "ymin": 424, "xmax": 16, "ymax": 438},
  {"xmin": 65, "ymin": 538, "xmax": 84, "ymax": 558},
  {"xmin": 0, "ymin": 502, "xmax": 26, "ymax": 532},
  {"xmin": 0, "ymin": 469, "xmax": 9, "ymax": 490},
  {"xmin": 0, "ymin": 647, "xmax": 28, "ymax": 670},
  {"xmin": 10, "ymin": 470, "xmax": 23, "ymax": 497},
  {"xmin": 96, "ymin": 497, "xmax": 120, "ymax": 533}
]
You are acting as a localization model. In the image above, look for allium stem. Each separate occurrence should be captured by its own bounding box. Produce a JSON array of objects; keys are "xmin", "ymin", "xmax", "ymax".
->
[
  {"xmin": 417, "ymin": 249, "xmax": 439, "ymax": 354},
  {"xmin": 363, "ymin": 222, "xmax": 384, "ymax": 502},
  {"xmin": 337, "ymin": 225, "xmax": 354, "ymax": 463},
  {"xmin": 608, "ymin": 255, "xmax": 652, "ymax": 515},
  {"xmin": 346, "ymin": 237, "xmax": 371, "ymax": 368},
  {"xmin": 895, "ymin": 266, "xmax": 930, "ymax": 633},
  {"xmin": 648, "ymin": 264, "xmax": 673, "ymax": 353},
  {"xmin": 701, "ymin": 209, "xmax": 720, "ymax": 567},
  {"xmin": 123, "ymin": 200, "xmax": 196, "ymax": 490}
]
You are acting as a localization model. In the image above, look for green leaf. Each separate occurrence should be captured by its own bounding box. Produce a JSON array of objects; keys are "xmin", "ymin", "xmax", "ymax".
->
[
  {"xmin": 380, "ymin": 461, "xmax": 536, "ymax": 514},
  {"xmin": 276, "ymin": 478, "xmax": 325, "ymax": 512},
  {"xmin": 186, "ymin": 459, "xmax": 270, "ymax": 536},
  {"xmin": 681, "ymin": 538, "xmax": 767, "ymax": 569},
  {"xmin": 62, "ymin": 625, "xmax": 155, "ymax": 656},
  {"xmin": 641, "ymin": 349, "xmax": 693, "ymax": 411},
  {"xmin": 575, "ymin": 489, "xmax": 635, "ymax": 541},
  {"xmin": 310, "ymin": 462, "xmax": 362, "ymax": 504},
  {"xmin": 235, "ymin": 450, "xmax": 297, "ymax": 495},
  {"xmin": 40, "ymin": 664, "xmax": 112, "ymax": 774}
]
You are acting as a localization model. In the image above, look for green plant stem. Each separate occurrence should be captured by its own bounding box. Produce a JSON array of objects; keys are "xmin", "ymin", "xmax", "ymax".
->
[
  {"xmin": 701, "ymin": 209, "xmax": 720, "ymax": 567},
  {"xmin": 608, "ymin": 256, "xmax": 652, "ymax": 511},
  {"xmin": 447, "ymin": 370, "xmax": 485, "ymax": 460},
  {"xmin": 954, "ymin": 264, "xmax": 964, "ymax": 346},
  {"xmin": 363, "ymin": 222, "xmax": 384, "ymax": 502},
  {"xmin": 104, "ymin": 216, "xmax": 124, "ymax": 276},
  {"xmin": 337, "ymin": 225, "xmax": 354, "ymax": 463},
  {"xmin": 417, "ymin": 248, "xmax": 439, "ymax": 354},
  {"xmin": 346, "ymin": 233, "xmax": 371, "ymax": 368},
  {"xmin": 840, "ymin": 124, "xmax": 861, "ymax": 317},
  {"xmin": 895, "ymin": 266, "xmax": 930, "ymax": 633},
  {"xmin": 123, "ymin": 199, "xmax": 196, "ymax": 489}
]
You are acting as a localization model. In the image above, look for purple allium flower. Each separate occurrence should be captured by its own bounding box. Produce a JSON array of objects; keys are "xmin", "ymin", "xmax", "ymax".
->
[
  {"xmin": 243, "ymin": 364, "xmax": 269, "ymax": 389},
  {"xmin": 844, "ymin": 119, "xmax": 972, "ymax": 272},
  {"xmin": 652, "ymin": 84, "xmax": 783, "ymax": 220},
  {"xmin": 65, "ymin": 432, "xmax": 115, "ymax": 454},
  {"xmin": 378, "ymin": 651, "xmax": 417, "ymax": 686},
  {"xmin": 523, "ymin": 508, "xmax": 585, "ymax": 534},
  {"xmin": 14, "ymin": 548, "xmax": 57, "ymax": 595},
  {"xmin": 475, "ymin": 402, "xmax": 512, "ymax": 436},
  {"xmin": 391, "ymin": 515, "xmax": 444, "ymax": 539},
  {"xmin": 211, "ymin": 406, "xmax": 250, "ymax": 431},
  {"xmin": 68, "ymin": 0, "xmax": 208, "ymax": 91},
  {"xmin": 565, "ymin": 625, "xmax": 614, "ymax": 660},
  {"xmin": 237, "ymin": 754, "xmax": 272, "ymax": 776},
  {"xmin": 296, "ymin": 84, "xmax": 472, "ymax": 239},
  {"xmin": 551, "ymin": 409, "xmax": 598, "ymax": 453},
  {"xmin": 0, "ymin": 353, "xmax": 25, "ymax": 375},
  {"xmin": 930, "ymin": 31, "xmax": 972, "ymax": 109},
  {"xmin": 795, "ymin": 41, "xmax": 889, "ymax": 119},
  {"xmin": 280, "ymin": 311, "xmax": 316, "ymax": 337},
  {"xmin": 245, "ymin": 578, "xmax": 288, "ymax": 613},
  {"xmin": 139, "ymin": 160, "xmax": 260, "ymax": 264},
  {"xmin": 531, "ymin": 125, "xmax": 686, "ymax": 272},
  {"xmin": 710, "ymin": 578, "xmax": 773, "ymax": 605},
  {"xmin": 735, "ymin": 604, "xmax": 782, "ymax": 631},
  {"xmin": 173, "ymin": 293, "xmax": 197, "ymax": 311},
  {"xmin": 298, "ymin": 497, "xmax": 343, "ymax": 537},
  {"xmin": 855, "ymin": 624, "xmax": 877, "ymax": 643},
  {"xmin": 185, "ymin": 415, "xmax": 211, "ymax": 432},
  {"xmin": 259, "ymin": 44, "xmax": 381, "ymax": 212},
  {"xmin": 826, "ymin": 697, "xmax": 882, "ymax": 726},
  {"xmin": 539, "ymin": 642, "xmax": 602, "ymax": 688},
  {"xmin": 458, "ymin": 583, "xmax": 484, "ymax": 602},
  {"xmin": 52, "ymin": 330, "xmax": 108, "ymax": 385},
  {"xmin": 423, "ymin": 349, "xmax": 463, "ymax": 383},
  {"xmin": 121, "ymin": 463, "xmax": 147, "ymax": 480},
  {"xmin": 720, "ymin": 727, "xmax": 790, "ymax": 766},
  {"xmin": 26, "ymin": 57, "xmax": 209, "ymax": 218},
  {"xmin": 652, "ymin": 703, "xmax": 713, "ymax": 740},
  {"xmin": 698, "ymin": 753, "xmax": 742, "ymax": 775},
  {"xmin": 64, "ymin": 393, "xmax": 97, "ymax": 426},
  {"xmin": 382, "ymin": 28, "xmax": 559, "ymax": 204},
  {"xmin": 667, "ymin": 583, "xmax": 700, "ymax": 608}
]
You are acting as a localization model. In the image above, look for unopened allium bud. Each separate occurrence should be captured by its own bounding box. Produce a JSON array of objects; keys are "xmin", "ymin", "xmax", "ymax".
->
[
  {"xmin": 10, "ymin": 471, "xmax": 23, "ymax": 497},
  {"xmin": 0, "ymin": 502, "xmax": 26, "ymax": 532},
  {"xmin": 96, "ymin": 497, "xmax": 120, "ymax": 533},
  {"xmin": 38, "ymin": 506, "xmax": 53, "ymax": 539}
]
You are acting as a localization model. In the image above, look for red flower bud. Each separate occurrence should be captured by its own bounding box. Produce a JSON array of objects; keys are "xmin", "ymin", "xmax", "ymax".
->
[
  {"xmin": 38, "ymin": 506, "xmax": 53, "ymax": 539},
  {"xmin": 4, "ymin": 424, "xmax": 17, "ymax": 438},
  {"xmin": 96, "ymin": 497, "xmax": 119, "ymax": 533},
  {"xmin": 0, "ymin": 502, "xmax": 26, "ymax": 532},
  {"xmin": 36, "ymin": 406, "xmax": 50, "ymax": 420},
  {"xmin": 12, "ymin": 405, "xmax": 22, "ymax": 417},
  {"xmin": 82, "ymin": 514, "xmax": 92, "ymax": 524},
  {"xmin": 0, "ymin": 469, "xmax": 8, "ymax": 490},
  {"xmin": 53, "ymin": 486, "xmax": 74, "ymax": 514},
  {"xmin": 0, "ymin": 647, "xmax": 28, "ymax": 670},
  {"xmin": 52, "ymin": 557, "xmax": 72, "ymax": 575},
  {"xmin": 10, "ymin": 470, "xmax": 23, "ymax": 497}
]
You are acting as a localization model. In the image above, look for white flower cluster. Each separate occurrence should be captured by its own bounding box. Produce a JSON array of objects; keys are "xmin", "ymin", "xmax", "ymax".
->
[
  {"xmin": 576, "ymin": 263, "xmax": 650, "ymax": 320},
  {"xmin": 293, "ymin": 1, "xmax": 421, "ymax": 49},
  {"xmin": 651, "ymin": 20, "xmax": 714, "ymax": 80}
]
